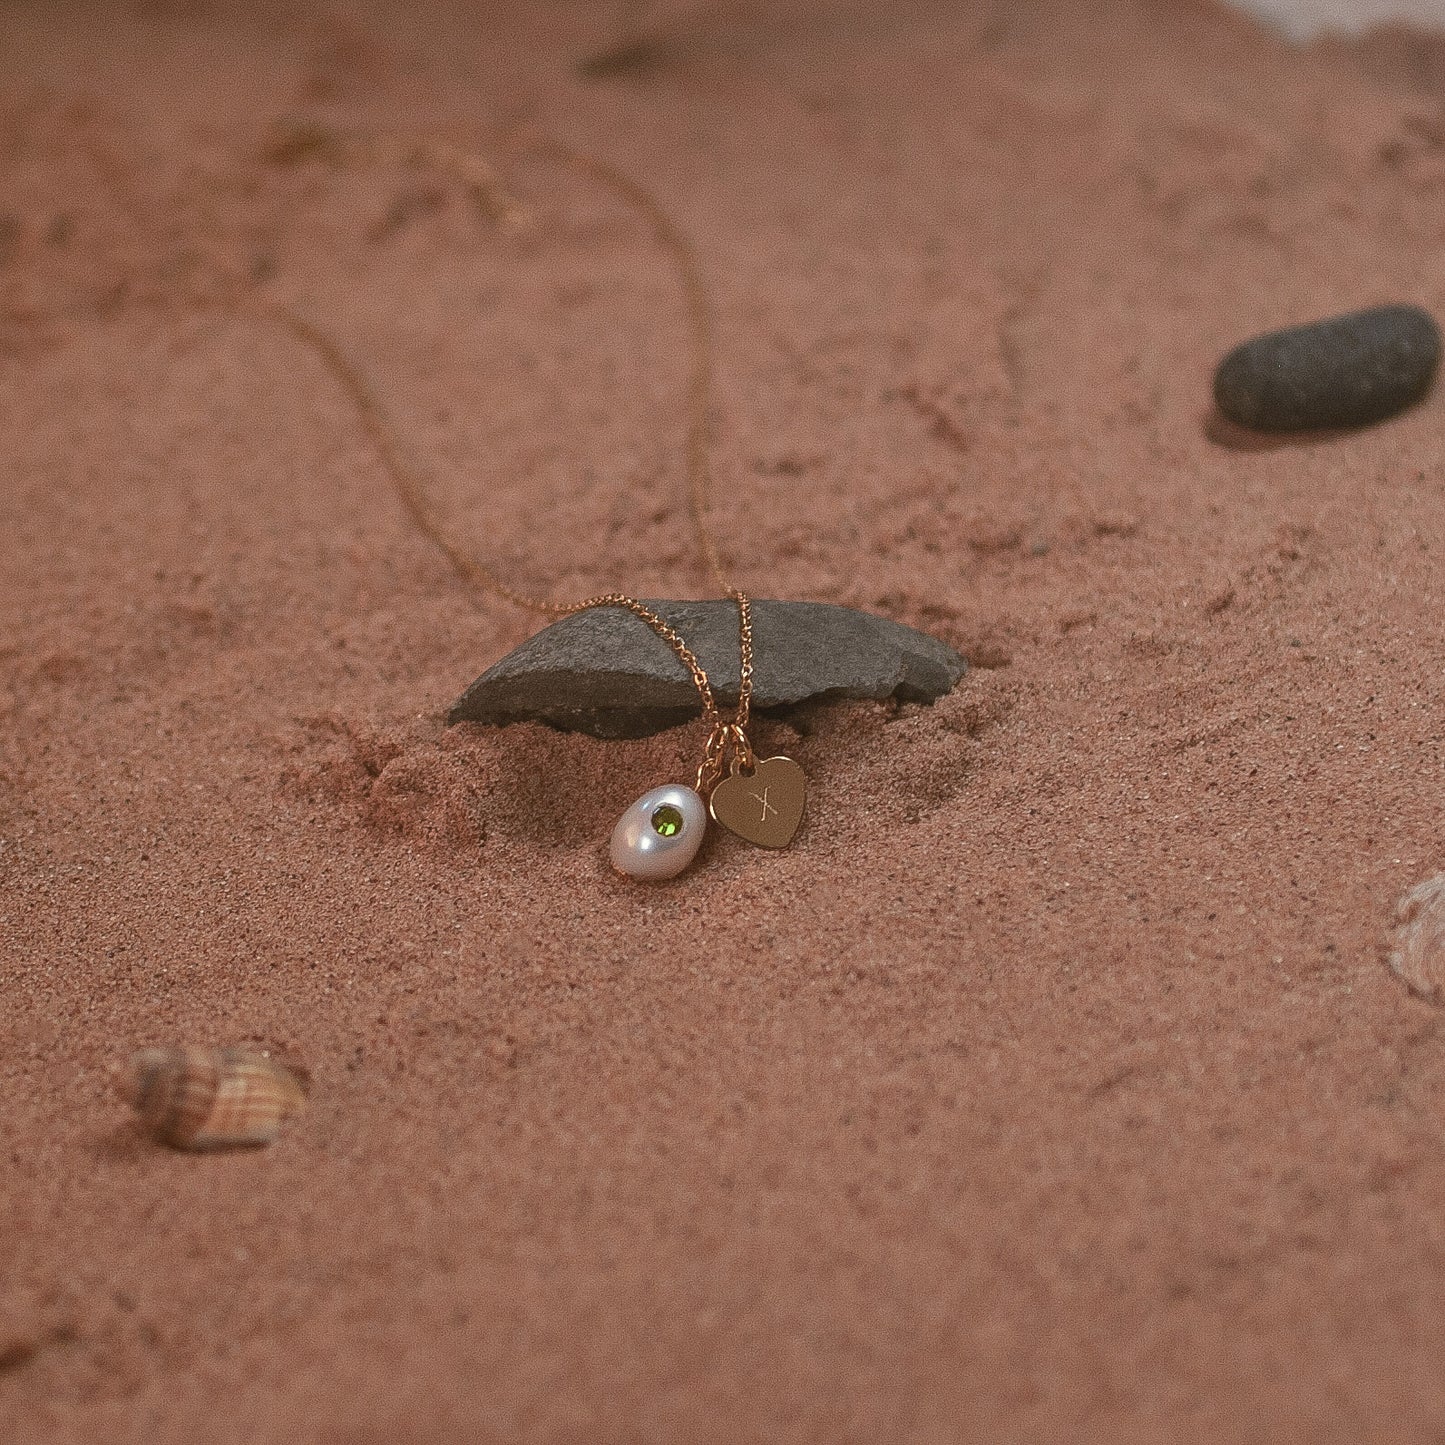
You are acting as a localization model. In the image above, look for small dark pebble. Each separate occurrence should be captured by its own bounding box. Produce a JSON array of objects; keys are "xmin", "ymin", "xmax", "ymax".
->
[{"xmin": 1213, "ymin": 304, "xmax": 1440, "ymax": 432}]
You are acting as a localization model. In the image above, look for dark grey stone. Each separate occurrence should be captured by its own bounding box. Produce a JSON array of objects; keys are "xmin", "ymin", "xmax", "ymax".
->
[
  {"xmin": 448, "ymin": 599, "xmax": 967, "ymax": 739},
  {"xmin": 1214, "ymin": 304, "xmax": 1440, "ymax": 432}
]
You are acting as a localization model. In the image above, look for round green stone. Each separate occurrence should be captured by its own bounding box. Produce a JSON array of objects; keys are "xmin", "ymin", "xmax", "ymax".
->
[{"xmin": 651, "ymin": 804, "xmax": 685, "ymax": 838}]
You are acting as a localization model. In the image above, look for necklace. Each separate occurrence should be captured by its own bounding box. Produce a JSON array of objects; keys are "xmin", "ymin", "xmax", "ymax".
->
[{"xmin": 276, "ymin": 133, "xmax": 806, "ymax": 880}]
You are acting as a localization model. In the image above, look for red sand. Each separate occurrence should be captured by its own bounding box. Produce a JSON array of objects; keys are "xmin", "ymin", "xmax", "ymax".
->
[{"xmin": 5, "ymin": 1, "xmax": 1445, "ymax": 1439}]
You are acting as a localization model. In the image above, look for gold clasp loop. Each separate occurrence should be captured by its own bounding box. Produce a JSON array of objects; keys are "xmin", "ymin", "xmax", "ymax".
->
[
  {"xmin": 694, "ymin": 719, "xmax": 731, "ymax": 796},
  {"xmin": 726, "ymin": 724, "xmax": 756, "ymax": 777}
]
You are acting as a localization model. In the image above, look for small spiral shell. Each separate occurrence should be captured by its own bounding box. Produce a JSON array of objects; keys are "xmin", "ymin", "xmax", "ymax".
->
[{"xmin": 121, "ymin": 1046, "xmax": 307, "ymax": 1151}]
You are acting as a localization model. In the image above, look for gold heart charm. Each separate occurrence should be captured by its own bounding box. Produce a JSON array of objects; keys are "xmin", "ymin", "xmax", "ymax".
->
[{"xmin": 709, "ymin": 755, "xmax": 807, "ymax": 849}]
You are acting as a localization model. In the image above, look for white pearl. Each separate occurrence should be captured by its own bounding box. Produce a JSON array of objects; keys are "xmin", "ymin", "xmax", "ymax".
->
[{"xmin": 609, "ymin": 783, "xmax": 707, "ymax": 881}]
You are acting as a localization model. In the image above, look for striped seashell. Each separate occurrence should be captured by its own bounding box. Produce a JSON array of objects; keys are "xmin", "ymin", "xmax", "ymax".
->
[{"xmin": 122, "ymin": 1046, "xmax": 307, "ymax": 1151}]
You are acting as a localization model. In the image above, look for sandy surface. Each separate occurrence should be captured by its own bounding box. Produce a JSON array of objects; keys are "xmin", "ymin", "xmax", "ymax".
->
[{"xmin": 4, "ymin": 1, "xmax": 1445, "ymax": 1440}]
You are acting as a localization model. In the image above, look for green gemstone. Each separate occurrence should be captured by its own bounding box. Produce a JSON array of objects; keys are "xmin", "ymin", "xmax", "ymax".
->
[{"xmin": 651, "ymin": 804, "xmax": 685, "ymax": 838}]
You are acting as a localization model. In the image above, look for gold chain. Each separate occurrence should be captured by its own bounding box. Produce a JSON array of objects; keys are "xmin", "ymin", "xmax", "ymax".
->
[{"xmin": 268, "ymin": 127, "xmax": 753, "ymax": 782}]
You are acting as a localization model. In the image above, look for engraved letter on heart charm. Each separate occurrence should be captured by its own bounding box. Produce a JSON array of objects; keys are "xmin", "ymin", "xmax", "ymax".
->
[{"xmin": 709, "ymin": 755, "xmax": 806, "ymax": 849}]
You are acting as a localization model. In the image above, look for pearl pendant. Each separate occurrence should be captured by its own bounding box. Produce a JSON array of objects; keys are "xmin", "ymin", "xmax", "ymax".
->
[{"xmin": 609, "ymin": 783, "xmax": 707, "ymax": 880}]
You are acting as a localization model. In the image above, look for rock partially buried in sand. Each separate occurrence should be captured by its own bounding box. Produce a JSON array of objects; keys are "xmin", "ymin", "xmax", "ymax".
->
[
  {"xmin": 448, "ymin": 599, "xmax": 967, "ymax": 739},
  {"xmin": 1214, "ymin": 304, "xmax": 1440, "ymax": 432}
]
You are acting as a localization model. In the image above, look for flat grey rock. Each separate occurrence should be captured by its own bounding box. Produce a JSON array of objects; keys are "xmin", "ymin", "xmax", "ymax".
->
[
  {"xmin": 448, "ymin": 599, "xmax": 967, "ymax": 739},
  {"xmin": 1213, "ymin": 304, "xmax": 1440, "ymax": 432}
]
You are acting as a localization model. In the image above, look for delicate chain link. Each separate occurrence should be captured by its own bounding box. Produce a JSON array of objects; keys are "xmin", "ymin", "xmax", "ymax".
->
[
  {"xmin": 269, "ymin": 125, "xmax": 753, "ymax": 751},
  {"xmin": 734, "ymin": 591, "xmax": 754, "ymax": 734}
]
